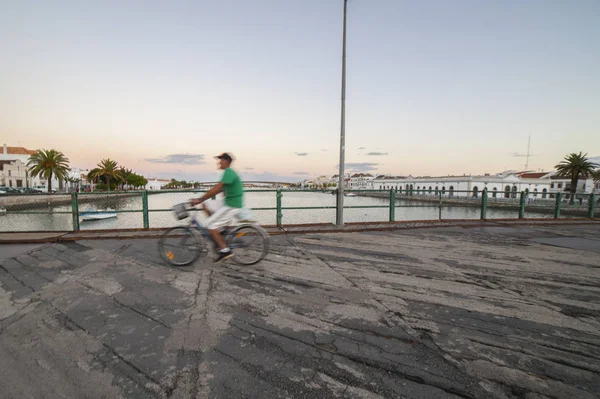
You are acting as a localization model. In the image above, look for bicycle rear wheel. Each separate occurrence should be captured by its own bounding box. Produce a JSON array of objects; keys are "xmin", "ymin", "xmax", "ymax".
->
[
  {"xmin": 159, "ymin": 227, "xmax": 207, "ymax": 266},
  {"xmin": 228, "ymin": 224, "xmax": 269, "ymax": 265}
]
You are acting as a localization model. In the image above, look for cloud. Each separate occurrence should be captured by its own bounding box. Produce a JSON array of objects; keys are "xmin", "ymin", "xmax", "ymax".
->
[
  {"xmin": 367, "ymin": 152, "xmax": 388, "ymax": 156},
  {"xmin": 321, "ymin": 149, "xmax": 328, "ymax": 152},
  {"xmin": 145, "ymin": 154, "xmax": 205, "ymax": 165},
  {"xmin": 293, "ymin": 172, "xmax": 309, "ymax": 175},
  {"xmin": 336, "ymin": 162, "xmax": 379, "ymax": 172},
  {"xmin": 358, "ymin": 147, "xmax": 366, "ymax": 150},
  {"xmin": 244, "ymin": 167, "xmax": 255, "ymax": 170},
  {"xmin": 295, "ymin": 152, "xmax": 308, "ymax": 156}
]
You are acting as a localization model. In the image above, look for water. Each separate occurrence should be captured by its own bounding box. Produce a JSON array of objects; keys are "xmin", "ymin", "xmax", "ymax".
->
[{"xmin": 0, "ymin": 191, "xmax": 580, "ymax": 232}]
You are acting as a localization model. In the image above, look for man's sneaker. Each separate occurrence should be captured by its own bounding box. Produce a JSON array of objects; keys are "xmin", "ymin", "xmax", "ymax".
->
[{"xmin": 214, "ymin": 250, "xmax": 234, "ymax": 263}]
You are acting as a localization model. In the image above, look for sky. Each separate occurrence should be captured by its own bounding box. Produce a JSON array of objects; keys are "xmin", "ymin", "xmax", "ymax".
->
[{"xmin": 1, "ymin": 0, "xmax": 599, "ymax": 182}]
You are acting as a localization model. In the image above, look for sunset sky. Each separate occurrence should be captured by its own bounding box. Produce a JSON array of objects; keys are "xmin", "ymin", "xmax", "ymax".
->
[{"xmin": 1, "ymin": 0, "xmax": 599, "ymax": 182}]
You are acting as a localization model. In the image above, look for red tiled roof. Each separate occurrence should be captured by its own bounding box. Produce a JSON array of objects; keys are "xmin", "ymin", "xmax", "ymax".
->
[
  {"xmin": 5, "ymin": 146, "xmax": 36, "ymax": 155},
  {"xmin": 520, "ymin": 172, "xmax": 549, "ymax": 179}
]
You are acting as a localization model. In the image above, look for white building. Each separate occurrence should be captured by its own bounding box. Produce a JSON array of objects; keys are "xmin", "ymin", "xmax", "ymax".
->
[
  {"xmin": 0, "ymin": 160, "xmax": 28, "ymax": 188},
  {"xmin": 0, "ymin": 159, "xmax": 47, "ymax": 189},
  {"xmin": 548, "ymin": 175, "xmax": 598, "ymax": 197},
  {"xmin": 368, "ymin": 171, "xmax": 561, "ymax": 199},
  {"xmin": 0, "ymin": 144, "xmax": 66, "ymax": 190},
  {"xmin": 0, "ymin": 144, "xmax": 36, "ymax": 163},
  {"xmin": 145, "ymin": 178, "xmax": 170, "ymax": 191},
  {"xmin": 348, "ymin": 173, "xmax": 374, "ymax": 189}
]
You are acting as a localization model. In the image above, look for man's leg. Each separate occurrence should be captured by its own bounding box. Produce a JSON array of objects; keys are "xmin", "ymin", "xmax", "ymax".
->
[
  {"xmin": 209, "ymin": 229, "xmax": 227, "ymax": 250},
  {"xmin": 202, "ymin": 203, "xmax": 213, "ymax": 217},
  {"xmin": 205, "ymin": 206, "xmax": 237, "ymax": 262}
]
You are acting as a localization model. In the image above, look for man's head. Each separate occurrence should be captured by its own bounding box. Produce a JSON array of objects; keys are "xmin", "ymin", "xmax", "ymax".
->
[{"xmin": 216, "ymin": 153, "xmax": 233, "ymax": 170}]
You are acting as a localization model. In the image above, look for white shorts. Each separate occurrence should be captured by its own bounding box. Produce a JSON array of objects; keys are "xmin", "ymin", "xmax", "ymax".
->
[{"xmin": 204, "ymin": 199, "xmax": 240, "ymax": 230}]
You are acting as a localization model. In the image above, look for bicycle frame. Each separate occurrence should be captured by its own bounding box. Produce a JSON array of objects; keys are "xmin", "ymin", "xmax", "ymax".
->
[{"xmin": 186, "ymin": 215, "xmax": 241, "ymax": 249}]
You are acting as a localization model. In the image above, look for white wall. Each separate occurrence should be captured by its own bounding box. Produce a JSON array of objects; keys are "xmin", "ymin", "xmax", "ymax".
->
[{"xmin": 371, "ymin": 175, "xmax": 555, "ymax": 199}]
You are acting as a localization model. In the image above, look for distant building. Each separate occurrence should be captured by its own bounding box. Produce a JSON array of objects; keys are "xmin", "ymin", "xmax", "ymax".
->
[
  {"xmin": 348, "ymin": 173, "xmax": 374, "ymax": 189},
  {"xmin": 369, "ymin": 171, "xmax": 562, "ymax": 199},
  {"xmin": 0, "ymin": 144, "xmax": 36, "ymax": 163},
  {"xmin": 0, "ymin": 160, "xmax": 29, "ymax": 188},
  {"xmin": 145, "ymin": 178, "xmax": 171, "ymax": 190},
  {"xmin": 0, "ymin": 144, "xmax": 65, "ymax": 190}
]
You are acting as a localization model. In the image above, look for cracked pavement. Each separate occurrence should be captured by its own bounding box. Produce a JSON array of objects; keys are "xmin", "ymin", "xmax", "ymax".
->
[{"xmin": 1, "ymin": 224, "xmax": 599, "ymax": 398}]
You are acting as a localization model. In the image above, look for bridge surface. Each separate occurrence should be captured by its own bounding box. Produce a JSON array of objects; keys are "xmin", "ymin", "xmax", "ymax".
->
[{"xmin": 1, "ymin": 223, "xmax": 599, "ymax": 398}]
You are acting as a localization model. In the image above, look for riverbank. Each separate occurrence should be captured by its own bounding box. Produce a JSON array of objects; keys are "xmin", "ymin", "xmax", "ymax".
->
[
  {"xmin": 358, "ymin": 191, "xmax": 598, "ymax": 217},
  {"xmin": 0, "ymin": 192, "xmax": 141, "ymax": 210}
]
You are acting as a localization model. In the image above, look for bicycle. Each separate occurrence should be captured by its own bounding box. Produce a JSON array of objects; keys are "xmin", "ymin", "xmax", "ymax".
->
[{"xmin": 158, "ymin": 203, "xmax": 270, "ymax": 266}]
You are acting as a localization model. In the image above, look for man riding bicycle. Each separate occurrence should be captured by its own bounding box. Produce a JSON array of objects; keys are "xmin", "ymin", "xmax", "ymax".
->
[{"xmin": 190, "ymin": 153, "xmax": 243, "ymax": 262}]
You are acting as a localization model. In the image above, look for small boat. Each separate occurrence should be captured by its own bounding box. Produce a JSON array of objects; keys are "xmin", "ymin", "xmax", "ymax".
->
[
  {"xmin": 345, "ymin": 193, "xmax": 357, "ymax": 197},
  {"xmin": 0, "ymin": 207, "xmax": 6, "ymax": 216},
  {"xmin": 80, "ymin": 207, "xmax": 117, "ymax": 222}
]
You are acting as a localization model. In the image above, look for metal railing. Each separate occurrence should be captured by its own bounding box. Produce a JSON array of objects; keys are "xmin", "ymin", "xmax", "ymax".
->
[{"xmin": 0, "ymin": 189, "xmax": 597, "ymax": 232}]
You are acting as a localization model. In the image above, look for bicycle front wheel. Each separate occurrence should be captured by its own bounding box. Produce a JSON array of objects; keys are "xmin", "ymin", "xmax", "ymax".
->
[
  {"xmin": 228, "ymin": 224, "xmax": 270, "ymax": 266},
  {"xmin": 159, "ymin": 227, "xmax": 207, "ymax": 266}
]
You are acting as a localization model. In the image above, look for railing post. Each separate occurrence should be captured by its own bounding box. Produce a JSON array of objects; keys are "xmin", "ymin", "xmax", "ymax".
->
[
  {"xmin": 71, "ymin": 192, "xmax": 79, "ymax": 231},
  {"xmin": 518, "ymin": 191, "xmax": 526, "ymax": 219},
  {"xmin": 554, "ymin": 192, "xmax": 562, "ymax": 219},
  {"xmin": 439, "ymin": 192, "xmax": 442, "ymax": 220},
  {"xmin": 276, "ymin": 189, "xmax": 282, "ymax": 227},
  {"xmin": 588, "ymin": 193, "xmax": 596, "ymax": 218},
  {"xmin": 389, "ymin": 189, "xmax": 395, "ymax": 222},
  {"xmin": 480, "ymin": 189, "xmax": 487, "ymax": 220},
  {"xmin": 142, "ymin": 191, "xmax": 149, "ymax": 228}
]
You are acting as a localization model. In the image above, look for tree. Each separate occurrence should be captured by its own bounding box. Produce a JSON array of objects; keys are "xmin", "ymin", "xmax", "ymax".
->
[
  {"xmin": 126, "ymin": 173, "xmax": 147, "ymax": 189},
  {"xmin": 119, "ymin": 167, "xmax": 133, "ymax": 190},
  {"xmin": 27, "ymin": 149, "xmax": 70, "ymax": 193},
  {"xmin": 90, "ymin": 159, "xmax": 123, "ymax": 192},
  {"xmin": 555, "ymin": 152, "xmax": 599, "ymax": 204},
  {"xmin": 592, "ymin": 169, "xmax": 600, "ymax": 185}
]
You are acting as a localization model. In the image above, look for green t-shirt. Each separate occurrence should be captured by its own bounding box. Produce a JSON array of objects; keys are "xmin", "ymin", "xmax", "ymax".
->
[{"xmin": 220, "ymin": 168, "xmax": 244, "ymax": 208}]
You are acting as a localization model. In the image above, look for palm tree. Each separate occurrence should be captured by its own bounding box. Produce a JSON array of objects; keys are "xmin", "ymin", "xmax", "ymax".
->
[
  {"xmin": 119, "ymin": 167, "xmax": 132, "ymax": 190},
  {"xmin": 90, "ymin": 159, "xmax": 123, "ymax": 192},
  {"xmin": 592, "ymin": 169, "xmax": 600, "ymax": 184},
  {"xmin": 555, "ymin": 152, "xmax": 599, "ymax": 204},
  {"xmin": 26, "ymin": 149, "xmax": 70, "ymax": 193}
]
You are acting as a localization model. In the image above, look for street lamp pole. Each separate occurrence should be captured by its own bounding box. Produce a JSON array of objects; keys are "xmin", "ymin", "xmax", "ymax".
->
[{"xmin": 336, "ymin": 0, "xmax": 348, "ymax": 226}]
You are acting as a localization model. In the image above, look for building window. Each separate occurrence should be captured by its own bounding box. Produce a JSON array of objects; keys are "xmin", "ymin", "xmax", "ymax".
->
[
  {"xmin": 435, "ymin": 186, "xmax": 439, "ymax": 195},
  {"xmin": 551, "ymin": 183, "xmax": 554, "ymax": 188},
  {"xmin": 542, "ymin": 188, "xmax": 548, "ymax": 199},
  {"xmin": 492, "ymin": 187, "xmax": 497, "ymax": 198},
  {"xmin": 429, "ymin": 186, "xmax": 432, "ymax": 194},
  {"xmin": 8, "ymin": 170, "xmax": 11, "ymax": 177},
  {"xmin": 504, "ymin": 185, "xmax": 511, "ymax": 198},
  {"xmin": 512, "ymin": 185, "xmax": 518, "ymax": 199},
  {"xmin": 442, "ymin": 186, "xmax": 446, "ymax": 195},
  {"xmin": 558, "ymin": 183, "xmax": 563, "ymax": 189},
  {"xmin": 533, "ymin": 188, "xmax": 538, "ymax": 197},
  {"xmin": 472, "ymin": 186, "xmax": 479, "ymax": 198},
  {"xmin": 16, "ymin": 180, "xmax": 23, "ymax": 188}
]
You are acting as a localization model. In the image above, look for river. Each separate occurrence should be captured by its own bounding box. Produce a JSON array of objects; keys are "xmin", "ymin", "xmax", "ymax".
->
[{"xmin": 0, "ymin": 191, "xmax": 575, "ymax": 232}]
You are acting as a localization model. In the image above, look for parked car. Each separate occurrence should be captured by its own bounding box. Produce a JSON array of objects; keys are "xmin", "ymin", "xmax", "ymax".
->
[
  {"xmin": 22, "ymin": 188, "xmax": 43, "ymax": 194},
  {"xmin": 0, "ymin": 186, "xmax": 19, "ymax": 194}
]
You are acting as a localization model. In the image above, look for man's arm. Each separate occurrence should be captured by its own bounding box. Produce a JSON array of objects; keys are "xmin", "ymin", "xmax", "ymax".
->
[{"xmin": 191, "ymin": 183, "xmax": 224, "ymax": 206}]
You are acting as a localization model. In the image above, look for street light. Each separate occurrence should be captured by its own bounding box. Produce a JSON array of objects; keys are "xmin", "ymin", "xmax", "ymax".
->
[{"xmin": 336, "ymin": 0, "xmax": 348, "ymax": 226}]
